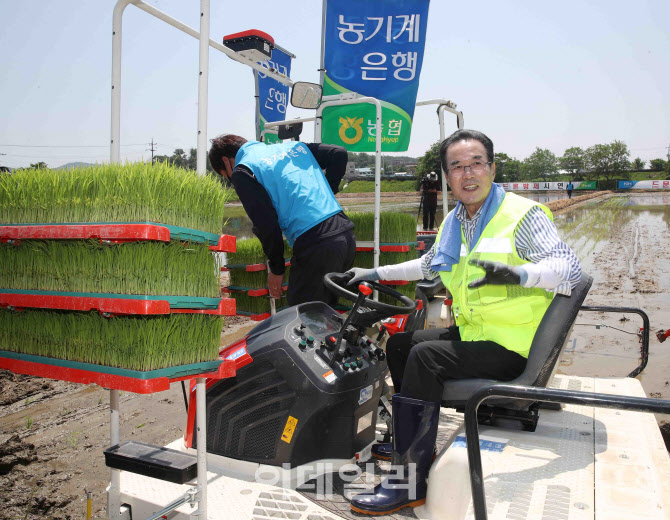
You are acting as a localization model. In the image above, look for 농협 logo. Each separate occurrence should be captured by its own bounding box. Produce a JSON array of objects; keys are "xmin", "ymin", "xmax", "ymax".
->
[{"xmin": 338, "ymin": 116, "xmax": 364, "ymax": 145}]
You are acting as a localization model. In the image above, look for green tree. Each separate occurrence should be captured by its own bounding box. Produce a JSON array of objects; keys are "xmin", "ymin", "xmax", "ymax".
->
[
  {"xmin": 493, "ymin": 152, "xmax": 522, "ymax": 182},
  {"xmin": 631, "ymin": 158, "xmax": 645, "ymax": 170},
  {"xmin": 29, "ymin": 161, "xmax": 48, "ymax": 169},
  {"xmin": 585, "ymin": 140, "xmax": 630, "ymax": 182},
  {"xmin": 415, "ymin": 141, "xmax": 442, "ymax": 180},
  {"xmin": 559, "ymin": 147, "xmax": 586, "ymax": 179},
  {"xmin": 521, "ymin": 148, "xmax": 558, "ymax": 181},
  {"xmin": 649, "ymin": 158, "xmax": 667, "ymax": 171}
]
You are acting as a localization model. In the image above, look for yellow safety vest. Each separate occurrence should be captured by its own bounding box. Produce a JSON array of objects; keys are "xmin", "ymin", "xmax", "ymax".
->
[{"xmin": 435, "ymin": 193, "xmax": 554, "ymax": 358}]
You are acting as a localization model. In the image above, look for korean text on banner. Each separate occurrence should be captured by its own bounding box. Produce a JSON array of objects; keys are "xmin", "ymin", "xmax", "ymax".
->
[
  {"xmin": 256, "ymin": 47, "xmax": 293, "ymax": 144},
  {"xmin": 322, "ymin": 0, "xmax": 430, "ymax": 152}
]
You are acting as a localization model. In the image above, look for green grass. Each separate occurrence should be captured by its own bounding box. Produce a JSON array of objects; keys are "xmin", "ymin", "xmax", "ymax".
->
[
  {"xmin": 0, "ymin": 240, "xmax": 221, "ymax": 297},
  {"xmin": 347, "ymin": 211, "xmax": 417, "ymax": 243},
  {"xmin": 0, "ymin": 308, "xmax": 223, "ymax": 371},
  {"xmin": 339, "ymin": 180, "xmax": 417, "ymax": 193},
  {"xmin": 0, "ymin": 163, "xmax": 232, "ymax": 234}
]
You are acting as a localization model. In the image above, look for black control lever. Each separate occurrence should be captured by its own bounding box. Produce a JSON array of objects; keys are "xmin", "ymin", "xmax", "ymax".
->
[
  {"xmin": 327, "ymin": 282, "xmax": 374, "ymax": 367},
  {"xmin": 376, "ymin": 324, "xmax": 388, "ymax": 343}
]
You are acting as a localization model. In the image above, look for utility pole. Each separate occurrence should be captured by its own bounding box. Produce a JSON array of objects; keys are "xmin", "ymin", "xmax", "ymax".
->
[{"xmin": 147, "ymin": 138, "xmax": 157, "ymax": 163}]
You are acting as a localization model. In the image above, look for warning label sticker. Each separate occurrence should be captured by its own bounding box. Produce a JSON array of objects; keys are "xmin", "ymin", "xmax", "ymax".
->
[
  {"xmin": 281, "ymin": 416, "xmax": 298, "ymax": 444},
  {"xmin": 323, "ymin": 370, "xmax": 337, "ymax": 383}
]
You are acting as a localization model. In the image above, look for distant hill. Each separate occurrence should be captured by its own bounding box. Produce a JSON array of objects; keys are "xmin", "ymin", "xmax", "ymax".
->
[{"xmin": 53, "ymin": 162, "xmax": 96, "ymax": 170}]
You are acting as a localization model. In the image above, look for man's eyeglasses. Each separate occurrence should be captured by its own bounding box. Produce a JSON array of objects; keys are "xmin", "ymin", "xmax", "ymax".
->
[{"xmin": 447, "ymin": 161, "xmax": 491, "ymax": 176}]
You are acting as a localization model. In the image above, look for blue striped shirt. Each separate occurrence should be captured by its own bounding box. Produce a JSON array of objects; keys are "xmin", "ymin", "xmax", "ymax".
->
[{"xmin": 421, "ymin": 204, "xmax": 581, "ymax": 295}]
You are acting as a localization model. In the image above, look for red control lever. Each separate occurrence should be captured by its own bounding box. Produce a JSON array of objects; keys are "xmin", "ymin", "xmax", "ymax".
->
[{"xmin": 358, "ymin": 283, "xmax": 373, "ymax": 296}]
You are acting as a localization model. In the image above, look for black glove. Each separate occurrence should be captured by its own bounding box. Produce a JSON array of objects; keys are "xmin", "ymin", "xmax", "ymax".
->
[{"xmin": 468, "ymin": 259, "xmax": 521, "ymax": 288}]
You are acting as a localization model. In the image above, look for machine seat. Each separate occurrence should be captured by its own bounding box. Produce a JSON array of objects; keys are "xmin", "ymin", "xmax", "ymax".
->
[{"xmin": 441, "ymin": 273, "xmax": 593, "ymax": 424}]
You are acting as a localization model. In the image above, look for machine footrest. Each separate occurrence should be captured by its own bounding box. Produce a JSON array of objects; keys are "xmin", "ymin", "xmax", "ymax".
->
[{"xmin": 104, "ymin": 441, "xmax": 197, "ymax": 484}]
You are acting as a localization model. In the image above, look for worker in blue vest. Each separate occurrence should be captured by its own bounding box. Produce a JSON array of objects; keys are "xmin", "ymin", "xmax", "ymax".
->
[
  {"xmin": 345, "ymin": 129, "xmax": 582, "ymax": 516},
  {"xmin": 209, "ymin": 134, "xmax": 355, "ymax": 307}
]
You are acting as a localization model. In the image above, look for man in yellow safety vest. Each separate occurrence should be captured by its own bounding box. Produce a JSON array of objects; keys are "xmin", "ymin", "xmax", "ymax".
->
[{"xmin": 346, "ymin": 129, "xmax": 582, "ymax": 516}]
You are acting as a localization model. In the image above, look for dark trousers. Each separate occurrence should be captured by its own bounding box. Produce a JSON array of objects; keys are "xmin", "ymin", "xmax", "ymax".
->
[
  {"xmin": 567, "ymin": 190, "xmax": 573, "ymax": 199},
  {"xmin": 422, "ymin": 202, "xmax": 437, "ymax": 230},
  {"xmin": 386, "ymin": 326, "xmax": 527, "ymax": 402},
  {"xmin": 287, "ymin": 230, "xmax": 356, "ymax": 307}
]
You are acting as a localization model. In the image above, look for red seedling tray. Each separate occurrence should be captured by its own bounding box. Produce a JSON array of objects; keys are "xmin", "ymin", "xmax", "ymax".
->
[
  {"xmin": 0, "ymin": 292, "xmax": 236, "ymax": 316},
  {"xmin": 0, "ymin": 224, "xmax": 236, "ymax": 253},
  {"xmin": 222, "ymin": 260, "xmax": 290, "ymax": 273},
  {"xmin": 0, "ymin": 353, "xmax": 236, "ymax": 394},
  {"xmin": 236, "ymin": 310, "xmax": 271, "ymax": 321}
]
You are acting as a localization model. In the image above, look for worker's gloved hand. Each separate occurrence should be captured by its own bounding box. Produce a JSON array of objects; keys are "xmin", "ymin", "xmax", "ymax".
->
[
  {"xmin": 344, "ymin": 267, "xmax": 380, "ymax": 286},
  {"xmin": 468, "ymin": 259, "xmax": 521, "ymax": 288}
]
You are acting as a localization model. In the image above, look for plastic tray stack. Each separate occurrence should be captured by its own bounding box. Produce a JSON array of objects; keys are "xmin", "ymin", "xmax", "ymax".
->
[
  {"xmin": 222, "ymin": 237, "xmax": 291, "ymax": 321},
  {"xmin": 0, "ymin": 222, "xmax": 237, "ymax": 388},
  {"xmin": 341, "ymin": 212, "xmax": 424, "ymax": 310}
]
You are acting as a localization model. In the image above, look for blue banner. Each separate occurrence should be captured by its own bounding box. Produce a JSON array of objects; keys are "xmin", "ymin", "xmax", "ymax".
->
[
  {"xmin": 322, "ymin": 0, "xmax": 430, "ymax": 152},
  {"xmin": 256, "ymin": 47, "xmax": 293, "ymax": 144}
]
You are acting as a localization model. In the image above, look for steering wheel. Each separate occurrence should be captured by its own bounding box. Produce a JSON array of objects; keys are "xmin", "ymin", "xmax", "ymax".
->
[{"xmin": 324, "ymin": 272, "xmax": 417, "ymax": 318}]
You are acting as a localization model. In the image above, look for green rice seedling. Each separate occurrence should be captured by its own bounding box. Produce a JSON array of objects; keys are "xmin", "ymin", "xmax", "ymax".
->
[
  {"xmin": 0, "ymin": 240, "xmax": 220, "ymax": 297},
  {"xmin": 0, "ymin": 308, "xmax": 223, "ymax": 371},
  {"xmin": 0, "ymin": 163, "xmax": 232, "ymax": 234},
  {"xmin": 227, "ymin": 237, "xmax": 266, "ymax": 265},
  {"xmin": 347, "ymin": 212, "xmax": 417, "ymax": 243},
  {"xmin": 229, "ymin": 266, "xmax": 290, "ymax": 289},
  {"xmin": 352, "ymin": 248, "xmax": 417, "ymax": 270},
  {"xmin": 233, "ymin": 293, "xmax": 287, "ymax": 315},
  {"xmin": 227, "ymin": 237, "xmax": 293, "ymax": 266},
  {"xmin": 283, "ymin": 240, "xmax": 293, "ymax": 260}
]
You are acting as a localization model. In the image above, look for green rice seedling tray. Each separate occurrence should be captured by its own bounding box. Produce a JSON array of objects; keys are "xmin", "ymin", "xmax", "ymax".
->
[
  {"xmin": 233, "ymin": 292, "xmax": 287, "ymax": 316},
  {"xmin": 353, "ymin": 247, "xmax": 418, "ymax": 270},
  {"xmin": 0, "ymin": 290, "xmax": 235, "ymax": 316},
  {"xmin": 0, "ymin": 350, "xmax": 235, "ymax": 394},
  {"xmin": 0, "ymin": 308, "xmax": 225, "ymax": 373},
  {"xmin": 1, "ymin": 240, "xmax": 221, "ymax": 298},
  {"xmin": 236, "ymin": 309, "xmax": 289, "ymax": 322},
  {"xmin": 347, "ymin": 211, "xmax": 418, "ymax": 243},
  {"xmin": 0, "ymin": 163, "xmax": 231, "ymax": 235},
  {"xmin": 223, "ymin": 282, "xmax": 288, "ymax": 297},
  {"xmin": 0, "ymin": 223, "xmax": 236, "ymax": 252},
  {"xmin": 355, "ymin": 241, "xmax": 425, "ymax": 252},
  {"xmin": 0, "ymin": 288, "xmax": 225, "ymax": 311},
  {"xmin": 222, "ymin": 260, "xmax": 291, "ymax": 272},
  {"xmin": 227, "ymin": 264, "xmax": 291, "ymax": 290}
]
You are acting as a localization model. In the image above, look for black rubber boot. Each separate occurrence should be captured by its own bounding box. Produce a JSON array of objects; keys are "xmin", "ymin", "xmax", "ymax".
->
[{"xmin": 350, "ymin": 395, "xmax": 440, "ymax": 515}]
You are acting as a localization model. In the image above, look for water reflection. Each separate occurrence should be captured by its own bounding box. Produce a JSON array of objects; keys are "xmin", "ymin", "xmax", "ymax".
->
[{"xmin": 553, "ymin": 193, "xmax": 670, "ymax": 273}]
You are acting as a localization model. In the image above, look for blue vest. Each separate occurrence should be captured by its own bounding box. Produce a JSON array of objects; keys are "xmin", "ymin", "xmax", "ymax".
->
[{"xmin": 236, "ymin": 141, "xmax": 343, "ymax": 247}]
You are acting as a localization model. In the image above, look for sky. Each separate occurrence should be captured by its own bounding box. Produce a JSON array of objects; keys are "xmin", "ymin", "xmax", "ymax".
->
[{"xmin": 1, "ymin": 1, "xmax": 669, "ymax": 169}]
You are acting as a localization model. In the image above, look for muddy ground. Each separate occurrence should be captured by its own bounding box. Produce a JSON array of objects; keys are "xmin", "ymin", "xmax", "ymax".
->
[{"xmin": 1, "ymin": 191, "xmax": 668, "ymax": 519}]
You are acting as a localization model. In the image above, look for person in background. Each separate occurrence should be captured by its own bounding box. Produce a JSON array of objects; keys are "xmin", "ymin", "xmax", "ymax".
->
[
  {"xmin": 346, "ymin": 129, "xmax": 582, "ymax": 516},
  {"xmin": 420, "ymin": 171, "xmax": 440, "ymax": 230},
  {"xmin": 209, "ymin": 135, "xmax": 355, "ymax": 307},
  {"xmin": 567, "ymin": 181, "xmax": 574, "ymax": 199}
]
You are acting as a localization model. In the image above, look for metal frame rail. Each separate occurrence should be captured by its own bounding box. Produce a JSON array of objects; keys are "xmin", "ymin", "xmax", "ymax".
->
[
  {"xmin": 464, "ymin": 384, "xmax": 670, "ymax": 520},
  {"xmin": 579, "ymin": 305, "xmax": 649, "ymax": 377}
]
